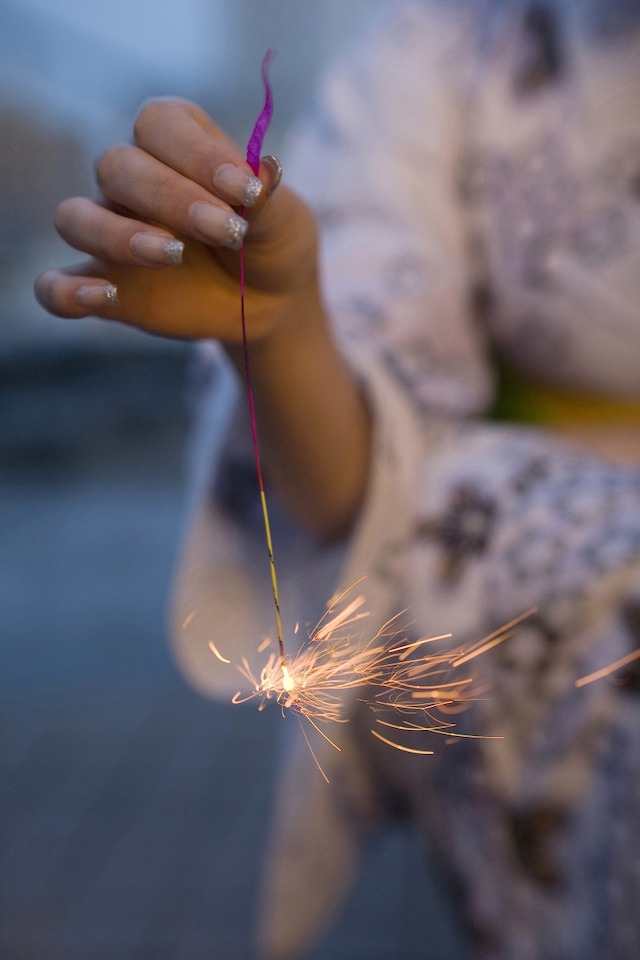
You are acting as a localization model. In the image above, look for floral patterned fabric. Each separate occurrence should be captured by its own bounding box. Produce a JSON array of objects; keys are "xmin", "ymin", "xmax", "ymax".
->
[{"xmin": 172, "ymin": 2, "xmax": 640, "ymax": 957}]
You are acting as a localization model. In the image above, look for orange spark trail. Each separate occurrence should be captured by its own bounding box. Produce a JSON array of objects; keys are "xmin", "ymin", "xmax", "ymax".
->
[
  {"xmin": 208, "ymin": 584, "xmax": 528, "ymax": 770},
  {"xmin": 576, "ymin": 647, "xmax": 640, "ymax": 687}
]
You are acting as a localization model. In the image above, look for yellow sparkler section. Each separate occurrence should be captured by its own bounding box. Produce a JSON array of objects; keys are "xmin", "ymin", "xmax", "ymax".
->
[{"xmin": 259, "ymin": 488, "xmax": 284, "ymax": 658}]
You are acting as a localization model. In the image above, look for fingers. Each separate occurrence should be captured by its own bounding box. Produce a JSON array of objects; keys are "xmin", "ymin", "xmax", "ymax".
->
[
  {"xmin": 35, "ymin": 266, "xmax": 120, "ymax": 319},
  {"xmin": 132, "ymin": 98, "xmax": 283, "ymax": 213},
  {"xmin": 36, "ymin": 97, "xmax": 290, "ymax": 325},
  {"xmin": 95, "ymin": 144, "xmax": 250, "ymax": 251},
  {"xmin": 133, "ymin": 97, "xmax": 264, "ymax": 209},
  {"xmin": 55, "ymin": 198, "xmax": 185, "ymax": 268},
  {"xmin": 61, "ymin": 99, "xmax": 283, "ymax": 272}
]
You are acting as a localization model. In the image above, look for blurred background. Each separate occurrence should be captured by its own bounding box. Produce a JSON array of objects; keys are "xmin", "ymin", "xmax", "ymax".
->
[{"xmin": 1, "ymin": 1, "xmax": 468, "ymax": 957}]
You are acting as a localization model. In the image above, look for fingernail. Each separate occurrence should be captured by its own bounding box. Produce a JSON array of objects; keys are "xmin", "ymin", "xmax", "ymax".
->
[
  {"xmin": 261, "ymin": 156, "xmax": 283, "ymax": 196},
  {"xmin": 76, "ymin": 283, "xmax": 119, "ymax": 309},
  {"xmin": 189, "ymin": 202, "xmax": 248, "ymax": 250},
  {"xmin": 131, "ymin": 233, "xmax": 184, "ymax": 266},
  {"xmin": 213, "ymin": 163, "xmax": 263, "ymax": 207}
]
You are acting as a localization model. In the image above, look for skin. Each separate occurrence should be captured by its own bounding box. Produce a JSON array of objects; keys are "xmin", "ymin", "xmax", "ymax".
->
[{"xmin": 35, "ymin": 98, "xmax": 372, "ymax": 538}]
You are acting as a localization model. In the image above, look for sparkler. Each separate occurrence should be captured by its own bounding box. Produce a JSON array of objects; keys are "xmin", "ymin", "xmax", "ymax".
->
[
  {"xmin": 227, "ymin": 56, "xmax": 531, "ymax": 778},
  {"xmin": 238, "ymin": 50, "xmax": 285, "ymax": 668}
]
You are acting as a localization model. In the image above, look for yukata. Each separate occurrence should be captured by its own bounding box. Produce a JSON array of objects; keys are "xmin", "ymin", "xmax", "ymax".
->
[{"xmin": 172, "ymin": 1, "xmax": 640, "ymax": 958}]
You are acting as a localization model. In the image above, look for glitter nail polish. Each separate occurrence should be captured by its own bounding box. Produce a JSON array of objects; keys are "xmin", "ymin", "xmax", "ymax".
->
[{"xmin": 214, "ymin": 163, "xmax": 263, "ymax": 207}]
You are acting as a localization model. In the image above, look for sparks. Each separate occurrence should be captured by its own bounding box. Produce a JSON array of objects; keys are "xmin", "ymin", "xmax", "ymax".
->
[
  {"xmin": 211, "ymin": 583, "xmax": 529, "ymax": 771},
  {"xmin": 576, "ymin": 646, "xmax": 640, "ymax": 687}
]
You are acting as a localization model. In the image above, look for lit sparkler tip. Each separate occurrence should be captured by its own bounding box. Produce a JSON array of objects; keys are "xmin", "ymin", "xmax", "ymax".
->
[{"xmin": 281, "ymin": 664, "xmax": 296, "ymax": 694}]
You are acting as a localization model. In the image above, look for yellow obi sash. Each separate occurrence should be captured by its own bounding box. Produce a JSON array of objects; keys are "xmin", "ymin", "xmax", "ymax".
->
[{"xmin": 492, "ymin": 367, "xmax": 640, "ymax": 428}]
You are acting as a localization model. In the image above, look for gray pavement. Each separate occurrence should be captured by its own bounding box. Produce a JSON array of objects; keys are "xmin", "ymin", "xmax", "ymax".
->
[{"xmin": 1, "ymin": 345, "xmax": 468, "ymax": 960}]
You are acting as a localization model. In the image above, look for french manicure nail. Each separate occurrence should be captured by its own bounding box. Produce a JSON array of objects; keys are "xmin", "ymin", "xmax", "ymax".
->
[
  {"xmin": 213, "ymin": 163, "xmax": 263, "ymax": 207},
  {"xmin": 76, "ymin": 283, "xmax": 118, "ymax": 309},
  {"xmin": 189, "ymin": 202, "xmax": 248, "ymax": 250},
  {"xmin": 131, "ymin": 233, "xmax": 184, "ymax": 266}
]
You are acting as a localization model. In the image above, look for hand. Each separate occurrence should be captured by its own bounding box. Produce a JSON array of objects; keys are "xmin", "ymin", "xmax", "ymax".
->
[
  {"xmin": 34, "ymin": 98, "xmax": 319, "ymax": 343},
  {"xmin": 35, "ymin": 97, "xmax": 370, "ymax": 536}
]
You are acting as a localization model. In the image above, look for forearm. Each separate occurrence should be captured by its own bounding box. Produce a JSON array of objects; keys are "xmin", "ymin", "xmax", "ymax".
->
[{"xmin": 226, "ymin": 278, "xmax": 372, "ymax": 539}]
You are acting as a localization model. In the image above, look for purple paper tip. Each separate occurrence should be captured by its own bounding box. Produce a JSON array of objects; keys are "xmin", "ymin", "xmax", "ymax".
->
[{"xmin": 246, "ymin": 49, "xmax": 276, "ymax": 175}]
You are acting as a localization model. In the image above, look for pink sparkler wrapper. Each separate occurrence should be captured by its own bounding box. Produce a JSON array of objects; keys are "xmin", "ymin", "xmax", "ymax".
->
[{"xmin": 246, "ymin": 50, "xmax": 276, "ymax": 174}]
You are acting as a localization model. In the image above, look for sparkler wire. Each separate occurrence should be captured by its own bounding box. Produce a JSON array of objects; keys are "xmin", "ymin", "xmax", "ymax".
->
[{"xmin": 238, "ymin": 51, "xmax": 286, "ymax": 668}]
